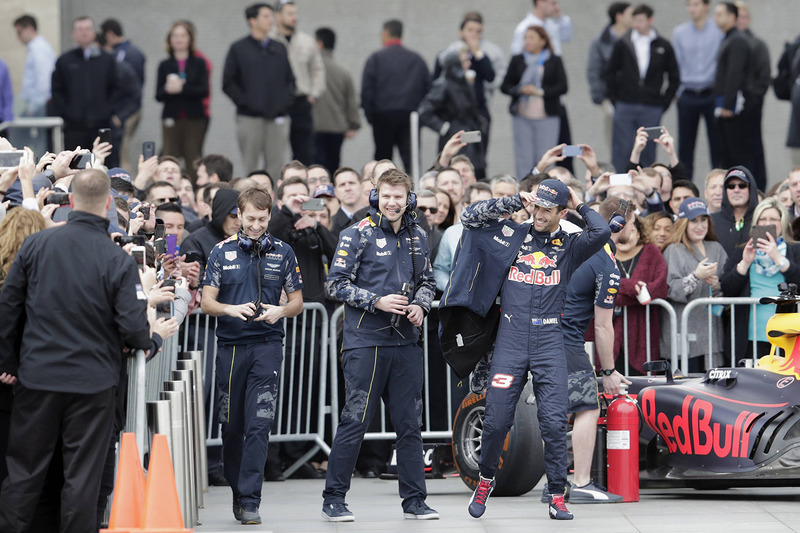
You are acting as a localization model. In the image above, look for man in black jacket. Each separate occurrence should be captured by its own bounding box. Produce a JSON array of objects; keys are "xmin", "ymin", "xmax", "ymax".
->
[
  {"xmin": 734, "ymin": 2, "xmax": 770, "ymax": 192},
  {"xmin": 51, "ymin": 16, "xmax": 120, "ymax": 155},
  {"xmin": 181, "ymin": 188, "xmax": 241, "ymax": 270},
  {"xmin": 712, "ymin": 3, "xmax": 753, "ymax": 176},
  {"xmin": 268, "ymin": 176, "xmax": 337, "ymax": 306},
  {"xmin": 223, "ymin": 3, "xmax": 295, "ymax": 180},
  {"xmin": 605, "ymin": 4, "xmax": 680, "ymax": 173},
  {"xmin": 0, "ymin": 168, "xmax": 151, "ymax": 533},
  {"xmin": 361, "ymin": 19, "xmax": 430, "ymax": 171}
]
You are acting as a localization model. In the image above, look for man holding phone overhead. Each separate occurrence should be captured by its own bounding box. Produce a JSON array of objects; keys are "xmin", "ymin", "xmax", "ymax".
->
[
  {"xmin": 201, "ymin": 187, "xmax": 303, "ymax": 525},
  {"xmin": 268, "ymin": 175, "xmax": 337, "ymax": 306},
  {"xmin": 605, "ymin": 4, "xmax": 680, "ymax": 173}
]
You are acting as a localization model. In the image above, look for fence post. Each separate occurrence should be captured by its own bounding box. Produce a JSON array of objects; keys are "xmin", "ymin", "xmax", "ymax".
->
[
  {"xmin": 133, "ymin": 349, "xmax": 147, "ymax": 464},
  {"xmin": 410, "ymin": 111, "xmax": 420, "ymax": 182}
]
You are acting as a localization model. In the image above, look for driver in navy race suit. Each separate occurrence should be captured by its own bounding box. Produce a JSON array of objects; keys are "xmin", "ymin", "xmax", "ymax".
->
[{"xmin": 442, "ymin": 178, "xmax": 610, "ymax": 521}]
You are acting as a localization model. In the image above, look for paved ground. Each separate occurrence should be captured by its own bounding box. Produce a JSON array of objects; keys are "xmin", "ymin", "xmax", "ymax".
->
[{"xmin": 194, "ymin": 475, "xmax": 800, "ymax": 533}]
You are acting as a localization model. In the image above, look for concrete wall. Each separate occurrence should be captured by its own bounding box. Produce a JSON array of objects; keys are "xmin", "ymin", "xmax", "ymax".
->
[{"xmin": 43, "ymin": 0, "xmax": 800, "ymax": 189}]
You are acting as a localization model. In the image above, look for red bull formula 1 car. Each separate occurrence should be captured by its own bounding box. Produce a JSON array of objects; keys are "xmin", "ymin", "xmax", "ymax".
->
[{"xmin": 451, "ymin": 282, "xmax": 800, "ymax": 495}]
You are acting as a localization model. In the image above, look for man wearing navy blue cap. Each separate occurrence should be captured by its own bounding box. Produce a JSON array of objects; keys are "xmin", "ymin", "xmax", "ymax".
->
[{"xmin": 439, "ymin": 178, "xmax": 610, "ymax": 521}]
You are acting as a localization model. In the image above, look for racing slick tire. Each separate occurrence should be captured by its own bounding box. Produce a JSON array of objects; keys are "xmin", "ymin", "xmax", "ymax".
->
[{"xmin": 452, "ymin": 384, "xmax": 544, "ymax": 496}]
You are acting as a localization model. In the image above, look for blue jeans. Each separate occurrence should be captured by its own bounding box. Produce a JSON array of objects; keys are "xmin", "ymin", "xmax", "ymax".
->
[{"xmin": 612, "ymin": 102, "xmax": 663, "ymax": 173}]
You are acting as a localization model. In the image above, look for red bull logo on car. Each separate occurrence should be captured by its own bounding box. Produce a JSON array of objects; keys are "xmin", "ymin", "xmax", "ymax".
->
[{"xmin": 517, "ymin": 251, "xmax": 558, "ymax": 269}]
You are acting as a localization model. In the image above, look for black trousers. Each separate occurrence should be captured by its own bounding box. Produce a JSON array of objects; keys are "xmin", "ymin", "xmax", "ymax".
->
[
  {"xmin": 745, "ymin": 102, "xmax": 767, "ymax": 192},
  {"xmin": 555, "ymin": 104, "xmax": 574, "ymax": 174},
  {"xmin": 676, "ymin": 90, "xmax": 721, "ymax": 181},
  {"xmin": 290, "ymin": 96, "xmax": 315, "ymax": 165},
  {"xmin": 717, "ymin": 109, "xmax": 756, "ymax": 177},
  {"xmin": 314, "ymin": 132, "xmax": 345, "ymax": 173},
  {"xmin": 0, "ymin": 385, "xmax": 115, "ymax": 533},
  {"xmin": 372, "ymin": 111, "xmax": 412, "ymax": 171}
]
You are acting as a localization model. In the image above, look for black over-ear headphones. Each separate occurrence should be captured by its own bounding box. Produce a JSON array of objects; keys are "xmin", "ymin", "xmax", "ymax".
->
[
  {"xmin": 237, "ymin": 230, "xmax": 271, "ymax": 254},
  {"xmin": 369, "ymin": 188, "xmax": 418, "ymax": 213},
  {"xmin": 608, "ymin": 199, "xmax": 629, "ymax": 233}
]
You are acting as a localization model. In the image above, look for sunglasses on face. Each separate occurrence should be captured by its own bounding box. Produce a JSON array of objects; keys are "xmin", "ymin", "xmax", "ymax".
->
[
  {"xmin": 419, "ymin": 206, "xmax": 438, "ymax": 214},
  {"xmin": 726, "ymin": 182, "xmax": 748, "ymax": 190},
  {"xmin": 155, "ymin": 197, "xmax": 179, "ymax": 204}
]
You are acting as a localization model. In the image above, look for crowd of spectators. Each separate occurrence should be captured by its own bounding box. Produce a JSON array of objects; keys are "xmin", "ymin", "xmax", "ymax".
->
[{"xmin": 5, "ymin": 0, "xmax": 800, "ymax": 528}]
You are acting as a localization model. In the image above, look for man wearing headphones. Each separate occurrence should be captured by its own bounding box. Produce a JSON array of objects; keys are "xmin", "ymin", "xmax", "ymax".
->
[
  {"xmin": 201, "ymin": 187, "xmax": 304, "ymax": 525},
  {"xmin": 546, "ymin": 196, "xmax": 633, "ymax": 504},
  {"xmin": 321, "ymin": 169, "xmax": 437, "ymax": 522}
]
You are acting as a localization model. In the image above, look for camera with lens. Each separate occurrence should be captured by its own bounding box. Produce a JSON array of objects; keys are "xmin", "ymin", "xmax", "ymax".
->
[
  {"xmin": 245, "ymin": 300, "xmax": 262, "ymax": 323},
  {"xmin": 114, "ymin": 234, "xmax": 146, "ymax": 247},
  {"xmin": 44, "ymin": 193, "xmax": 71, "ymax": 206}
]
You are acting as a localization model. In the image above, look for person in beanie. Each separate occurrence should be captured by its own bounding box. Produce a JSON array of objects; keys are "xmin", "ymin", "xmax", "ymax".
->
[{"xmin": 710, "ymin": 166, "xmax": 759, "ymax": 257}]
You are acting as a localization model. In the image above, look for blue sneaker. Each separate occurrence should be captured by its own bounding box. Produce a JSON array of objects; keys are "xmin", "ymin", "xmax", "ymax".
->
[
  {"xmin": 568, "ymin": 480, "xmax": 623, "ymax": 503},
  {"xmin": 468, "ymin": 476, "xmax": 495, "ymax": 518},
  {"xmin": 403, "ymin": 499, "xmax": 439, "ymax": 520},
  {"xmin": 239, "ymin": 503, "xmax": 261, "ymax": 525},
  {"xmin": 549, "ymin": 494, "xmax": 574, "ymax": 520},
  {"xmin": 321, "ymin": 502, "xmax": 355, "ymax": 522}
]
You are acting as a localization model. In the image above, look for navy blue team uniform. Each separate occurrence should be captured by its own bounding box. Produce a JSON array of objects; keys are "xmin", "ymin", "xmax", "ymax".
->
[
  {"xmin": 444, "ymin": 194, "xmax": 610, "ymax": 507},
  {"xmin": 322, "ymin": 209, "xmax": 436, "ymax": 517},
  {"xmin": 202, "ymin": 232, "xmax": 302, "ymax": 511},
  {"xmin": 562, "ymin": 242, "xmax": 621, "ymax": 413}
]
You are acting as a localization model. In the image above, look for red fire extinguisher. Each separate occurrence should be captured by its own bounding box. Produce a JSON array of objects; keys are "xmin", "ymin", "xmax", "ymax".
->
[{"xmin": 606, "ymin": 383, "xmax": 639, "ymax": 502}]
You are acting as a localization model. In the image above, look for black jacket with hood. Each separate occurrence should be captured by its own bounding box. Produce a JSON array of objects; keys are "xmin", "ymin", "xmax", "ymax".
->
[
  {"xmin": 268, "ymin": 204, "xmax": 337, "ymax": 304},
  {"xmin": 710, "ymin": 166, "xmax": 759, "ymax": 257},
  {"xmin": 181, "ymin": 188, "xmax": 240, "ymax": 269}
]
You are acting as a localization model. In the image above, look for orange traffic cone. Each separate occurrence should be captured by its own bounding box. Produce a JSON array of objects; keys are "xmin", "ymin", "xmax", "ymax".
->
[
  {"xmin": 101, "ymin": 432, "xmax": 146, "ymax": 533},
  {"xmin": 140, "ymin": 433, "xmax": 192, "ymax": 532}
]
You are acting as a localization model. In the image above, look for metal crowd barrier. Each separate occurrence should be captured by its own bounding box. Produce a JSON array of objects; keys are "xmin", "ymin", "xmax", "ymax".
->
[
  {"xmin": 616, "ymin": 298, "xmax": 678, "ymax": 374},
  {"xmin": 0, "ymin": 116, "xmax": 64, "ymax": 153},
  {"xmin": 124, "ymin": 349, "xmax": 147, "ymax": 464},
  {"xmin": 617, "ymin": 296, "xmax": 775, "ymax": 375},
  {"xmin": 179, "ymin": 303, "xmax": 331, "ymax": 478},
  {"xmin": 328, "ymin": 302, "xmax": 456, "ymax": 442},
  {"xmin": 120, "ymin": 293, "xmax": 778, "ymax": 520},
  {"xmin": 410, "ymin": 111, "xmax": 421, "ymax": 183},
  {"xmin": 680, "ymin": 296, "xmax": 763, "ymax": 371},
  {"xmin": 120, "ymin": 324, "xmax": 207, "ymax": 526}
]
